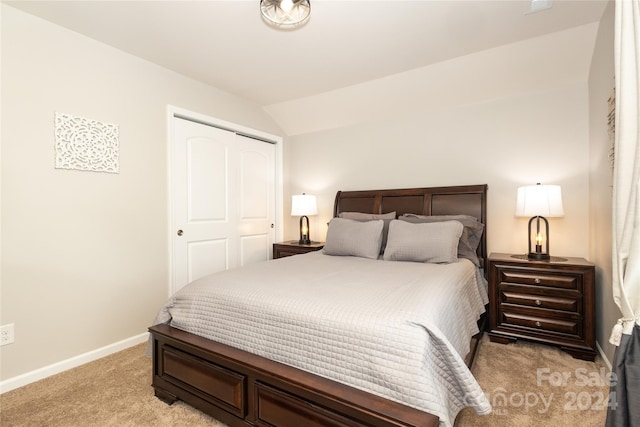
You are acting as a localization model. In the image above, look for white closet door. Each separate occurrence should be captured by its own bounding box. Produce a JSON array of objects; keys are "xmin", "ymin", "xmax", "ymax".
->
[{"xmin": 171, "ymin": 117, "xmax": 275, "ymax": 294}]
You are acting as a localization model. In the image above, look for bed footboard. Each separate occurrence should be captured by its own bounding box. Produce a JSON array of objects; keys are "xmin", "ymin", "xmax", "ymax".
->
[{"xmin": 150, "ymin": 324, "xmax": 439, "ymax": 427}]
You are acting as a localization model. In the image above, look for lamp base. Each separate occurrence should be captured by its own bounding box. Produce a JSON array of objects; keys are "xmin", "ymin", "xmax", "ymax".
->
[
  {"xmin": 527, "ymin": 252, "xmax": 550, "ymax": 261},
  {"xmin": 298, "ymin": 215, "xmax": 311, "ymax": 246}
]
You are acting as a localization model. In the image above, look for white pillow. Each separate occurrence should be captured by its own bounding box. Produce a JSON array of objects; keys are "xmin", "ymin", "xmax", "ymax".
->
[
  {"xmin": 383, "ymin": 220, "xmax": 463, "ymax": 263},
  {"xmin": 323, "ymin": 218, "xmax": 383, "ymax": 259}
]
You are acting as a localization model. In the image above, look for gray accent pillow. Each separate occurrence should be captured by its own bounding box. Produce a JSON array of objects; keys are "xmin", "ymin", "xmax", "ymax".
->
[
  {"xmin": 383, "ymin": 220, "xmax": 463, "ymax": 264},
  {"xmin": 399, "ymin": 214, "xmax": 484, "ymax": 266},
  {"xmin": 338, "ymin": 211, "xmax": 396, "ymax": 254},
  {"xmin": 323, "ymin": 218, "xmax": 384, "ymax": 259}
]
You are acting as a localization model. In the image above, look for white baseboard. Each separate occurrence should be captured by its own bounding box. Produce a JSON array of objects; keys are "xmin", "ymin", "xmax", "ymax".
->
[{"xmin": 0, "ymin": 332, "xmax": 149, "ymax": 394}]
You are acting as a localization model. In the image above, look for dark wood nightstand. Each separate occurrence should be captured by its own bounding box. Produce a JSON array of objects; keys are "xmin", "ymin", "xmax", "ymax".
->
[
  {"xmin": 273, "ymin": 241, "xmax": 324, "ymax": 259},
  {"xmin": 488, "ymin": 252, "xmax": 596, "ymax": 361}
]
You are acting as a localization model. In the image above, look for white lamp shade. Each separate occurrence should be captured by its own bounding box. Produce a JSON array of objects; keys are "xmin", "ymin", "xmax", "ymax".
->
[
  {"xmin": 515, "ymin": 184, "xmax": 564, "ymax": 218},
  {"xmin": 291, "ymin": 194, "xmax": 318, "ymax": 216}
]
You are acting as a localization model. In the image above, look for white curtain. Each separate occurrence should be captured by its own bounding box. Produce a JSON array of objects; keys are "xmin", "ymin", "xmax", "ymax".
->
[{"xmin": 607, "ymin": 0, "xmax": 640, "ymax": 425}]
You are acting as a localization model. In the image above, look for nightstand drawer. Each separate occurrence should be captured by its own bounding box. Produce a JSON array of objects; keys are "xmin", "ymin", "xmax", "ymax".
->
[
  {"xmin": 500, "ymin": 270, "xmax": 579, "ymax": 290},
  {"xmin": 501, "ymin": 312, "xmax": 580, "ymax": 336},
  {"xmin": 501, "ymin": 290, "xmax": 579, "ymax": 312}
]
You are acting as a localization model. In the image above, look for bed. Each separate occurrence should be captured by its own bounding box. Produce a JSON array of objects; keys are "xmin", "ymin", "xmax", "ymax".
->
[{"xmin": 149, "ymin": 184, "xmax": 491, "ymax": 427}]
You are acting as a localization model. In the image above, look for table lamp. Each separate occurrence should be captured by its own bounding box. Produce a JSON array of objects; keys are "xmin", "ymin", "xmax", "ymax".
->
[
  {"xmin": 515, "ymin": 183, "xmax": 564, "ymax": 260},
  {"xmin": 291, "ymin": 193, "xmax": 318, "ymax": 244}
]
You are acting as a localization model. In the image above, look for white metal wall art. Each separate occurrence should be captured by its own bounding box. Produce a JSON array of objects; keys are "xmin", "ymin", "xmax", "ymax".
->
[{"xmin": 55, "ymin": 112, "xmax": 120, "ymax": 173}]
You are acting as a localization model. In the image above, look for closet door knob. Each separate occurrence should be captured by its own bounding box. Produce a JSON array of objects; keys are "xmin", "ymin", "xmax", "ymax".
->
[{"xmin": 177, "ymin": 229, "xmax": 184, "ymax": 236}]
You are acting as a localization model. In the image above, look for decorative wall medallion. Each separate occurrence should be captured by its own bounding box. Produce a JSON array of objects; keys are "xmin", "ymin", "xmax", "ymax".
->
[{"xmin": 55, "ymin": 112, "xmax": 119, "ymax": 173}]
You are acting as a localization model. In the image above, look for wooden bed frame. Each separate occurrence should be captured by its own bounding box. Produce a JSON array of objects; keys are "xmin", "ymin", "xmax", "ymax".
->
[{"xmin": 150, "ymin": 184, "xmax": 488, "ymax": 427}]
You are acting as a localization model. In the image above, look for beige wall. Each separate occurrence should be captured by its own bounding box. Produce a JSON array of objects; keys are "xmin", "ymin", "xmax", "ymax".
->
[
  {"xmin": 588, "ymin": 1, "xmax": 619, "ymax": 364},
  {"xmin": 284, "ymin": 81, "xmax": 592, "ymax": 263},
  {"xmin": 0, "ymin": 5, "xmax": 282, "ymax": 381}
]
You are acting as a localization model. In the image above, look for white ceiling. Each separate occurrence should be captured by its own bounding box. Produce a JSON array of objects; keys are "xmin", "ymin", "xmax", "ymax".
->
[{"xmin": 5, "ymin": 0, "xmax": 608, "ymax": 107}]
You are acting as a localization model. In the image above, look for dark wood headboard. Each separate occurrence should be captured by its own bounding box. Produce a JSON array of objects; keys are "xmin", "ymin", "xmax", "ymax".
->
[{"xmin": 333, "ymin": 184, "xmax": 489, "ymax": 272}]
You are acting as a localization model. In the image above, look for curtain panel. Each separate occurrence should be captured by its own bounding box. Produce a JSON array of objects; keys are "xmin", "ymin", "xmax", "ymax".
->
[{"xmin": 607, "ymin": 0, "xmax": 640, "ymax": 425}]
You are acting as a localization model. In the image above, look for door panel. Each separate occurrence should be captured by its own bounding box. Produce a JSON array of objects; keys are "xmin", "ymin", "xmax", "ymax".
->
[
  {"xmin": 187, "ymin": 138, "xmax": 228, "ymax": 222},
  {"xmin": 173, "ymin": 118, "xmax": 237, "ymax": 293},
  {"xmin": 239, "ymin": 235, "xmax": 270, "ymax": 267},
  {"xmin": 239, "ymin": 150, "xmax": 269, "ymax": 219},
  {"xmin": 188, "ymin": 239, "xmax": 228, "ymax": 283}
]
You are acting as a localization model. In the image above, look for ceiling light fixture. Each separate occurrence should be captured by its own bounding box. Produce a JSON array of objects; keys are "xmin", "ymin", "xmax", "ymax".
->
[
  {"xmin": 260, "ymin": 0, "xmax": 311, "ymax": 27},
  {"xmin": 528, "ymin": 0, "xmax": 552, "ymax": 14}
]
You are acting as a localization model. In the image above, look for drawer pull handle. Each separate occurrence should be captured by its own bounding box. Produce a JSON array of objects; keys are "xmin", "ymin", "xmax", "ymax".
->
[
  {"xmin": 535, "ymin": 321, "xmax": 542, "ymax": 327},
  {"xmin": 535, "ymin": 299, "xmax": 542, "ymax": 306},
  {"xmin": 535, "ymin": 278, "xmax": 541, "ymax": 284}
]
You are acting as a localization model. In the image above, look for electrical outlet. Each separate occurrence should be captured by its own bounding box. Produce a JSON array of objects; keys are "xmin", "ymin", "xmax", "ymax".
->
[{"xmin": 1, "ymin": 324, "xmax": 15, "ymax": 346}]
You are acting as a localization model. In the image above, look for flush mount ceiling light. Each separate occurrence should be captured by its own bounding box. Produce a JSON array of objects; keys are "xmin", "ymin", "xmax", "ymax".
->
[
  {"xmin": 260, "ymin": 0, "xmax": 311, "ymax": 27},
  {"xmin": 528, "ymin": 0, "xmax": 552, "ymax": 14}
]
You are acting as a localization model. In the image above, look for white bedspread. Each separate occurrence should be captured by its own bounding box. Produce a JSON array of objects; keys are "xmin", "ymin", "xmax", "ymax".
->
[{"xmin": 152, "ymin": 252, "xmax": 492, "ymax": 426}]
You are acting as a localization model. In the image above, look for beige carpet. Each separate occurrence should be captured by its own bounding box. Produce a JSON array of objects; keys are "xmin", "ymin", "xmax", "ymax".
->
[
  {"xmin": 456, "ymin": 335, "xmax": 609, "ymax": 426},
  {"xmin": 0, "ymin": 334, "xmax": 609, "ymax": 426}
]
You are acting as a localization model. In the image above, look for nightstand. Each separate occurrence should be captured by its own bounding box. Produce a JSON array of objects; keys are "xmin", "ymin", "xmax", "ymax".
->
[
  {"xmin": 488, "ymin": 252, "xmax": 596, "ymax": 361},
  {"xmin": 273, "ymin": 241, "xmax": 324, "ymax": 259}
]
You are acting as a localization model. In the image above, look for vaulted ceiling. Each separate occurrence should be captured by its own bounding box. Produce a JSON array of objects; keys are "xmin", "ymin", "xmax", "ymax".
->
[{"xmin": 5, "ymin": 0, "xmax": 608, "ymax": 109}]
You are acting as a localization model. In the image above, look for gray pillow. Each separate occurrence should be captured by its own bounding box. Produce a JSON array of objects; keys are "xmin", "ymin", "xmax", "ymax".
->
[
  {"xmin": 338, "ymin": 211, "xmax": 396, "ymax": 254},
  {"xmin": 323, "ymin": 218, "xmax": 384, "ymax": 259},
  {"xmin": 383, "ymin": 220, "xmax": 463, "ymax": 264},
  {"xmin": 399, "ymin": 214, "xmax": 484, "ymax": 266}
]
